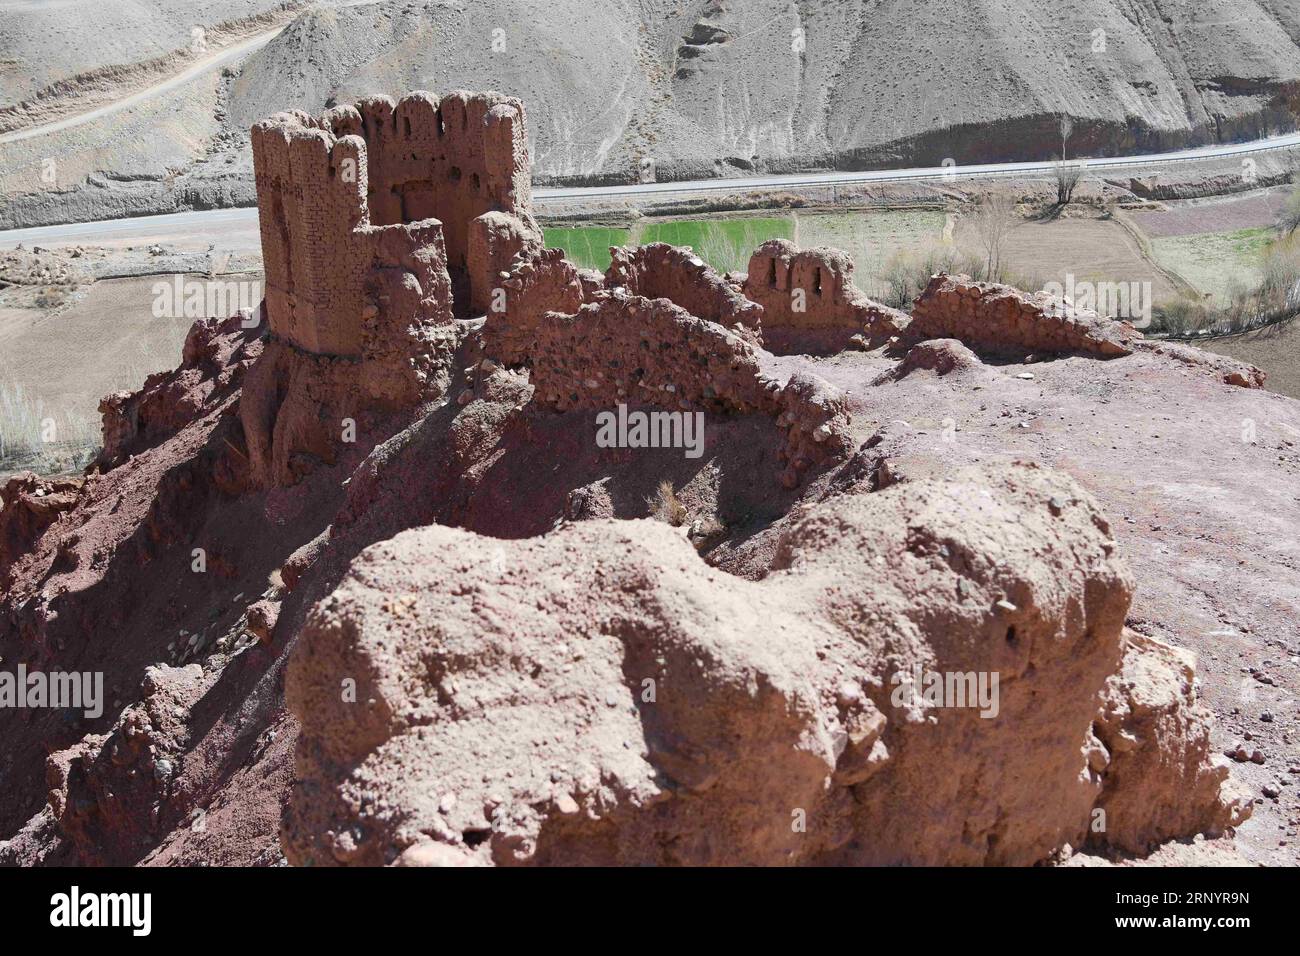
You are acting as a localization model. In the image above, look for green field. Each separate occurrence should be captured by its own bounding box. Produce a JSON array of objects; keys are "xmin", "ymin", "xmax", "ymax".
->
[
  {"xmin": 541, "ymin": 226, "xmax": 631, "ymax": 271},
  {"xmin": 637, "ymin": 217, "xmax": 794, "ymax": 272},
  {"xmin": 543, "ymin": 217, "xmax": 795, "ymax": 274}
]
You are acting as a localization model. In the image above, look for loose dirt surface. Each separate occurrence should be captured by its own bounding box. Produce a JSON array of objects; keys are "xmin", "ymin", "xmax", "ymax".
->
[
  {"xmin": 805, "ymin": 345, "xmax": 1300, "ymax": 866},
  {"xmin": 1205, "ymin": 317, "xmax": 1300, "ymax": 400}
]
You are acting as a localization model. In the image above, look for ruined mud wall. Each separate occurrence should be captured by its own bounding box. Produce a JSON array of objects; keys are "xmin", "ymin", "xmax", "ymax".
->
[
  {"xmin": 606, "ymin": 242, "xmax": 763, "ymax": 345},
  {"xmin": 908, "ymin": 274, "xmax": 1141, "ymax": 358},
  {"xmin": 323, "ymin": 91, "xmax": 539, "ymax": 312},
  {"xmin": 252, "ymin": 114, "xmax": 452, "ymax": 356},
  {"xmin": 742, "ymin": 239, "xmax": 907, "ymax": 355},
  {"xmin": 252, "ymin": 90, "xmax": 541, "ymax": 331},
  {"xmin": 249, "ymin": 94, "xmax": 524, "ymax": 488},
  {"xmin": 484, "ymin": 252, "xmax": 852, "ymax": 486},
  {"xmin": 467, "ymin": 211, "xmax": 544, "ymax": 315}
]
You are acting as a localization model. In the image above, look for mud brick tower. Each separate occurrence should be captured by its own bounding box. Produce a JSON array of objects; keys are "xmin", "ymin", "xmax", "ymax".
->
[{"xmin": 242, "ymin": 90, "xmax": 542, "ymax": 486}]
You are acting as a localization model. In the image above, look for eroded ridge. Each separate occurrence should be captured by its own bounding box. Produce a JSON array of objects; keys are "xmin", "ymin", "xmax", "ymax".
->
[{"xmin": 283, "ymin": 463, "xmax": 1247, "ymax": 866}]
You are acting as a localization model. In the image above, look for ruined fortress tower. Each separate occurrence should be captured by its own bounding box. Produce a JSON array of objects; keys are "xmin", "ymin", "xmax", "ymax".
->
[
  {"xmin": 243, "ymin": 90, "xmax": 542, "ymax": 485},
  {"xmin": 252, "ymin": 89, "xmax": 541, "ymax": 330}
]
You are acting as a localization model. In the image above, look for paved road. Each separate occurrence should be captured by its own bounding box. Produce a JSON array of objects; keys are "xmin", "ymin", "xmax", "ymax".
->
[
  {"xmin": 542, "ymin": 129, "xmax": 1300, "ymax": 198},
  {"xmin": 2, "ymin": 130, "xmax": 1298, "ymax": 250}
]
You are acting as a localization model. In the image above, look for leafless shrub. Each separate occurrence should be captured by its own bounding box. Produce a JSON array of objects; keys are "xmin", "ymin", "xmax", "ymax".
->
[
  {"xmin": 647, "ymin": 480, "xmax": 688, "ymax": 526},
  {"xmin": 880, "ymin": 240, "xmax": 1043, "ymax": 310},
  {"xmin": 1278, "ymin": 184, "xmax": 1300, "ymax": 236},
  {"xmin": 973, "ymin": 191, "xmax": 1020, "ymax": 279},
  {"xmin": 1054, "ymin": 159, "xmax": 1083, "ymax": 206},
  {"xmin": 881, "ymin": 245, "xmax": 985, "ymax": 309}
]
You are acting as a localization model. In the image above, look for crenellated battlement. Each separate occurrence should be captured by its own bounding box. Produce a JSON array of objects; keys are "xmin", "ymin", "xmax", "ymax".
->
[
  {"xmin": 244, "ymin": 89, "xmax": 541, "ymax": 486},
  {"xmin": 251, "ymin": 89, "xmax": 539, "ymax": 353}
]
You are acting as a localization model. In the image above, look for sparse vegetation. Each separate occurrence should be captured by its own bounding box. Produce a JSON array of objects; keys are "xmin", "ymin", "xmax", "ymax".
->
[
  {"xmin": 1278, "ymin": 183, "xmax": 1300, "ymax": 236},
  {"xmin": 33, "ymin": 286, "xmax": 70, "ymax": 310},
  {"xmin": 880, "ymin": 241, "xmax": 1043, "ymax": 310},
  {"xmin": 0, "ymin": 380, "xmax": 99, "ymax": 477},
  {"xmin": 647, "ymin": 479, "xmax": 688, "ymax": 526},
  {"xmin": 972, "ymin": 191, "xmax": 1020, "ymax": 279},
  {"xmin": 1151, "ymin": 236, "xmax": 1300, "ymax": 335}
]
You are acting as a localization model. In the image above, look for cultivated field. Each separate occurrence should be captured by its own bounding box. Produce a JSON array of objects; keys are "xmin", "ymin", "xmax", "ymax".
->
[
  {"xmin": 1150, "ymin": 228, "xmax": 1273, "ymax": 305},
  {"xmin": 0, "ymin": 274, "xmax": 243, "ymax": 476}
]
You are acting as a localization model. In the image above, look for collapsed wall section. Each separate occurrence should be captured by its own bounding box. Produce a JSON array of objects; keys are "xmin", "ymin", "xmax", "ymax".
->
[
  {"xmin": 606, "ymin": 242, "xmax": 763, "ymax": 345},
  {"xmin": 908, "ymin": 274, "xmax": 1141, "ymax": 357}
]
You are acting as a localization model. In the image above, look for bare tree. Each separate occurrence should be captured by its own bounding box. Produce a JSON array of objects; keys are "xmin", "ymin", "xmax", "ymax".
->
[
  {"xmin": 1059, "ymin": 114, "xmax": 1074, "ymax": 162},
  {"xmin": 1054, "ymin": 158, "xmax": 1083, "ymax": 206},
  {"xmin": 973, "ymin": 191, "xmax": 1020, "ymax": 281},
  {"xmin": 1278, "ymin": 183, "xmax": 1300, "ymax": 235}
]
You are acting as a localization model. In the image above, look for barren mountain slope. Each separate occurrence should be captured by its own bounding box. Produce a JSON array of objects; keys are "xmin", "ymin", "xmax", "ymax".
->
[
  {"xmin": 0, "ymin": 0, "xmax": 298, "ymax": 112},
  {"xmin": 4, "ymin": 0, "xmax": 1300, "ymax": 227},
  {"xmin": 228, "ymin": 0, "xmax": 1300, "ymax": 179},
  {"xmin": 226, "ymin": 0, "xmax": 651, "ymax": 179}
]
